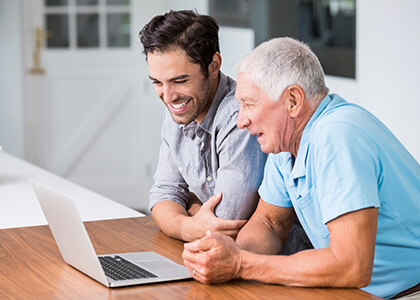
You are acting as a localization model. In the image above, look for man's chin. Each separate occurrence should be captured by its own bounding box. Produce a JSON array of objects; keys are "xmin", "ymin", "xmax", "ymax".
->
[
  {"xmin": 259, "ymin": 144, "xmax": 269, "ymax": 154},
  {"xmin": 260, "ymin": 144, "xmax": 279, "ymax": 154},
  {"xmin": 170, "ymin": 113, "xmax": 195, "ymax": 125},
  {"xmin": 261, "ymin": 148, "xmax": 272, "ymax": 154}
]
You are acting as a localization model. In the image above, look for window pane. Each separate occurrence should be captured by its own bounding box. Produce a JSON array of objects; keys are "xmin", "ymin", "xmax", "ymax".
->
[
  {"xmin": 107, "ymin": 13, "xmax": 130, "ymax": 47},
  {"xmin": 76, "ymin": 0, "xmax": 98, "ymax": 5},
  {"xmin": 209, "ymin": 0, "xmax": 252, "ymax": 28},
  {"xmin": 46, "ymin": 14, "xmax": 69, "ymax": 48},
  {"xmin": 77, "ymin": 14, "xmax": 99, "ymax": 48},
  {"xmin": 297, "ymin": 0, "xmax": 356, "ymax": 78},
  {"xmin": 45, "ymin": 0, "xmax": 68, "ymax": 6},
  {"xmin": 106, "ymin": 0, "xmax": 130, "ymax": 5}
]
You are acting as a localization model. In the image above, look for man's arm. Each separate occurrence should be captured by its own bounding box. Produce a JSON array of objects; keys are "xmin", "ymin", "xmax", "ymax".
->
[
  {"xmin": 183, "ymin": 204, "xmax": 378, "ymax": 288},
  {"xmin": 186, "ymin": 192, "xmax": 202, "ymax": 216},
  {"xmin": 212, "ymin": 114, "xmax": 267, "ymax": 220},
  {"xmin": 152, "ymin": 192, "xmax": 247, "ymax": 242},
  {"xmin": 236, "ymin": 199, "xmax": 296, "ymax": 254}
]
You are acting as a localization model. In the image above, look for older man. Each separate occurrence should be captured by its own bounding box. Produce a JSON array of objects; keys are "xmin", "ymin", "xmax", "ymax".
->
[{"xmin": 182, "ymin": 37, "xmax": 420, "ymax": 300}]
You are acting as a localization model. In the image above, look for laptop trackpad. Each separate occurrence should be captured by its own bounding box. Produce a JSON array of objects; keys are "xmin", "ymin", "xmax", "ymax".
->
[{"xmin": 140, "ymin": 260, "xmax": 179, "ymax": 270}]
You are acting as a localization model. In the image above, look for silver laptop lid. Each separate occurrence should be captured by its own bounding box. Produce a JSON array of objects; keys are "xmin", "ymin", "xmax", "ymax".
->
[{"xmin": 32, "ymin": 180, "xmax": 109, "ymax": 286}]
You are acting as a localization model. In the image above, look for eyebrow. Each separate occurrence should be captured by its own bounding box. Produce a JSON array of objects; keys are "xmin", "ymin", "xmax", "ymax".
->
[
  {"xmin": 238, "ymin": 96, "xmax": 253, "ymax": 103},
  {"xmin": 149, "ymin": 74, "xmax": 190, "ymax": 82}
]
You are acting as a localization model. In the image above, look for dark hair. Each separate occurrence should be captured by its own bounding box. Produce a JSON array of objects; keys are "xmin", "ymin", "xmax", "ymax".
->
[{"xmin": 139, "ymin": 10, "xmax": 220, "ymax": 77}]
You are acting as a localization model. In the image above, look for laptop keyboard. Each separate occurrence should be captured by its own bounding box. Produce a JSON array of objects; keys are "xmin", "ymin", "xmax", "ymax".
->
[{"xmin": 99, "ymin": 255, "xmax": 158, "ymax": 281}]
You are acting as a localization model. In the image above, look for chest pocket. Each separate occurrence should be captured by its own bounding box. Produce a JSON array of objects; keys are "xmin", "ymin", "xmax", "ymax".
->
[{"xmin": 295, "ymin": 186, "xmax": 330, "ymax": 241}]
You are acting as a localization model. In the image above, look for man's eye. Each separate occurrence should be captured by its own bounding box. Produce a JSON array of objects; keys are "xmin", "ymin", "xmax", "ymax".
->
[
  {"xmin": 152, "ymin": 81, "xmax": 162, "ymax": 85},
  {"xmin": 174, "ymin": 80, "xmax": 187, "ymax": 84}
]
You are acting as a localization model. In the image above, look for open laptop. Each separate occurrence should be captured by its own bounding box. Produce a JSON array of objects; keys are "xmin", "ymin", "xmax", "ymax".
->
[{"xmin": 31, "ymin": 180, "xmax": 192, "ymax": 288}]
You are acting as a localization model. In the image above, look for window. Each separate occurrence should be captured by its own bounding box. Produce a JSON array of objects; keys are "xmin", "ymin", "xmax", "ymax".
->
[
  {"xmin": 44, "ymin": 0, "xmax": 131, "ymax": 49},
  {"xmin": 210, "ymin": 0, "xmax": 356, "ymax": 78}
]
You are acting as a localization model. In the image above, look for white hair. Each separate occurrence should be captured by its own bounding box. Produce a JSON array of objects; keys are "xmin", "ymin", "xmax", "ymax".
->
[{"xmin": 234, "ymin": 37, "xmax": 328, "ymax": 105}]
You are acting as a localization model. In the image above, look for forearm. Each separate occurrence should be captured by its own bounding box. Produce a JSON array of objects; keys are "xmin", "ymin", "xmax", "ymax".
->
[
  {"xmin": 239, "ymin": 247, "xmax": 370, "ymax": 288},
  {"xmin": 187, "ymin": 192, "xmax": 202, "ymax": 216},
  {"xmin": 151, "ymin": 200, "xmax": 194, "ymax": 242},
  {"xmin": 237, "ymin": 208, "xmax": 377, "ymax": 288},
  {"xmin": 184, "ymin": 206, "xmax": 376, "ymax": 288},
  {"xmin": 237, "ymin": 216, "xmax": 284, "ymax": 254},
  {"xmin": 236, "ymin": 200, "xmax": 294, "ymax": 254},
  {"xmin": 152, "ymin": 195, "xmax": 247, "ymax": 242}
]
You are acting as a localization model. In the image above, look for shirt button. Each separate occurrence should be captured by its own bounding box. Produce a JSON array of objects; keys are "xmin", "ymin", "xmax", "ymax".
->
[
  {"xmin": 207, "ymin": 176, "xmax": 212, "ymax": 182},
  {"xmin": 178, "ymin": 167, "xmax": 183, "ymax": 172}
]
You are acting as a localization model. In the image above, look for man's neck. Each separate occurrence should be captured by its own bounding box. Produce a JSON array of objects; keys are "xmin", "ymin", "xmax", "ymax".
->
[{"xmin": 289, "ymin": 99, "xmax": 320, "ymax": 158}]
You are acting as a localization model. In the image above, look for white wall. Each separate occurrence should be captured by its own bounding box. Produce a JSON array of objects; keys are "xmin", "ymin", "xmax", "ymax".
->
[
  {"xmin": 0, "ymin": 0, "xmax": 25, "ymax": 157},
  {"xmin": 0, "ymin": 0, "xmax": 419, "ymax": 163},
  {"xmin": 326, "ymin": 0, "xmax": 420, "ymax": 162}
]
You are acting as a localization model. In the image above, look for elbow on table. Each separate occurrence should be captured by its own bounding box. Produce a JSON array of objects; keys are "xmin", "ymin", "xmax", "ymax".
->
[
  {"xmin": 353, "ymin": 274, "xmax": 372, "ymax": 289},
  {"xmin": 344, "ymin": 265, "xmax": 373, "ymax": 288}
]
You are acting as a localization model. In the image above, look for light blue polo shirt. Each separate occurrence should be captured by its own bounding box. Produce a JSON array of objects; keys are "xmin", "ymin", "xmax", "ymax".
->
[{"xmin": 259, "ymin": 94, "xmax": 420, "ymax": 299}]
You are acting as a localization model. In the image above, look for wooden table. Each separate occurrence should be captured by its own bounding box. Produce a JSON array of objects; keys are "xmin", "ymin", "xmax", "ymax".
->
[{"xmin": 0, "ymin": 216, "xmax": 383, "ymax": 299}]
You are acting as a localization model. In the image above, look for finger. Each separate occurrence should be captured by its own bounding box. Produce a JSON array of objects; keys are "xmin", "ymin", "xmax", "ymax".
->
[
  {"xmin": 202, "ymin": 192, "xmax": 223, "ymax": 211},
  {"xmin": 183, "ymin": 231, "xmax": 218, "ymax": 252},
  {"xmin": 216, "ymin": 219, "xmax": 247, "ymax": 231},
  {"xmin": 182, "ymin": 245, "xmax": 208, "ymax": 266},
  {"xmin": 206, "ymin": 230, "xmax": 240, "ymax": 248},
  {"xmin": 184, "ymin": 259, "xmax": 214, "ymax": 285},
  {"xmin": 191, "ymin": 269, "xmax": 211, "ymax": 284},
  {"xmin": 218, "ymin": 229, "xmax": 242, "ymax": 239}
]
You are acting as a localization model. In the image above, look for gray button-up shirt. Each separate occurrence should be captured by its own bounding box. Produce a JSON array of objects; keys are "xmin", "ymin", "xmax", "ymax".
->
[{"xmin": 149, "ymin": 73, "xmax": 268, "ymax": 220}]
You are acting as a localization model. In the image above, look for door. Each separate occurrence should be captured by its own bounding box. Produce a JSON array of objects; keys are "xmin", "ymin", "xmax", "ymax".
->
[{"xmin": 22, "ymin": 0, "xmax": 181, "ymax": 212}]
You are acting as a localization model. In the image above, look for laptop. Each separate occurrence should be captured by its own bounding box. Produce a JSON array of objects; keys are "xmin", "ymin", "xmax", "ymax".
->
[{"xmin": 31, "ymin": 180, "xmax": 192, "ymax": 288}]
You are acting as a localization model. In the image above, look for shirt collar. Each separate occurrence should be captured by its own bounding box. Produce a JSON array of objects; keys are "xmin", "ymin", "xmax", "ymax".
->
[
  {"xmin": 199, "ymin": 72, "xmax": 231, "ymax": 133},
  {"xmin": 292, "ymin": 94, "xmax": 333, "ymax": 179}
]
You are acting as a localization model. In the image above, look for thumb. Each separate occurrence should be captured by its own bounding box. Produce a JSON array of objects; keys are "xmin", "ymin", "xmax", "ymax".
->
[{"xmin": 203, "ymin": 192, "xmax": 223, "ymax": 212}]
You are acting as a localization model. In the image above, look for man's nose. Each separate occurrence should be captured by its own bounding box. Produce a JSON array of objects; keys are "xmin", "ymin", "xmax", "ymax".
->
[
  {"xmin": 160, "ymin": 85, "xmax": 177, "ymax": 103},
  {"xmin": 237, "ymin": 107, "xmax": 251, "ymax": 129}
]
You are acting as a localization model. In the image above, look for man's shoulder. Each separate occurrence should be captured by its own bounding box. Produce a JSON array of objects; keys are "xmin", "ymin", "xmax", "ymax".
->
[
  {"xmin": 213, "ymin": 79, "xmax": 239, "ymax": 126},
  {"xmin": 312, "ymin": 97, "xmax": 377, "ymax": 135},
  {"xmin": 218, "ymin": 89, "xmax": 239, "ymax": 112}
]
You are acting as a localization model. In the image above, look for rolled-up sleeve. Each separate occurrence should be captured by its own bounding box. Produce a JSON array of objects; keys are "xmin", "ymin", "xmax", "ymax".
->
[{"xmin": 148, "ymin": 119, "xmax": 190, "ymax": 211}]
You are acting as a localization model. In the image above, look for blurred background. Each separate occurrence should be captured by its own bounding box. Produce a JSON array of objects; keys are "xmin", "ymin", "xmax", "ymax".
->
[{"xmin": 1, "ymin": 0, "xmax": 419, "ymax": 214}]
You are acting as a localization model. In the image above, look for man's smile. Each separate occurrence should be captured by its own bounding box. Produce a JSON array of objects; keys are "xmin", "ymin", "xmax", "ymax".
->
[{"xmin": 170, "ymin": 99, "xmax": 192, "ymax": 112}]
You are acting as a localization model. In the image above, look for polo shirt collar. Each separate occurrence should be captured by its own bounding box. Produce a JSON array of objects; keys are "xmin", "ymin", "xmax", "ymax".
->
[{"xmin": 292, "ymin": 94, "xmax": 333, "ymax": 179}]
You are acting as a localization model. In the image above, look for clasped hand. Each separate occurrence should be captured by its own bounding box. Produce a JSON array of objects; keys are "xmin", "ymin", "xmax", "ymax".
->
[
  {"xmin": 182, "ymin": 230, "xmax": 243, "ymax": 283},
  {"xmin": 185, "ymin": 192, "xmax": 247, "ymax": 242}
]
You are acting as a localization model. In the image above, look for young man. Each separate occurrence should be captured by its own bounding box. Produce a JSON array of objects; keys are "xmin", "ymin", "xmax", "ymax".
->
[
  {"xmin": 182, "ymin": 37, "xmax": 420, "ymax": 300},
  {"xmin": 139, "ymin": 10, "xmax": 312, "ymax": 254}
]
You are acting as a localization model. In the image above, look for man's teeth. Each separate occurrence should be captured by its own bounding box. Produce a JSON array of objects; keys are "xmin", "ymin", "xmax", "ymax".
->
[{"xmin": 172, "ymin": 101, "xmax": 188, "ymax": 109}]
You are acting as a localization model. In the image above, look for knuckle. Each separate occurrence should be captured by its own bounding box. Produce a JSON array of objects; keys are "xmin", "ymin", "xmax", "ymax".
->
[{"xmin": 200, "ymin": 255, "xmax": 211, "ymax": 266}]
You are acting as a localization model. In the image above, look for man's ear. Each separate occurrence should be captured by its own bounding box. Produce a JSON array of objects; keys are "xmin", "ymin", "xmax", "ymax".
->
[
  {"xmin": 208, "ymin": 52, "xmax": 222, "ymax": 79},
  {"xmin": 286, "ymin": 85, "xmax": 305, "ymax": 118}
]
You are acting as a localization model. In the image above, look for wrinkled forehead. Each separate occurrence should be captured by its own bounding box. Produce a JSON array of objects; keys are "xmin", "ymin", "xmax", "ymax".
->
[{"xmin": 235, "ymin": 73, "xmax": 258, "ymax": 100}]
